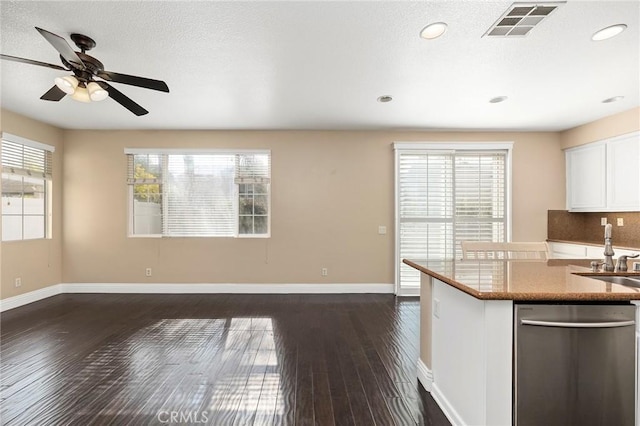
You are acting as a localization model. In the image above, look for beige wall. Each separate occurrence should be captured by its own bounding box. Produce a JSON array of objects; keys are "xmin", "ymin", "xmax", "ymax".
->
[
  {"xmin": 560, "ymin": 107, "xmax": 640, "ymax": 149},
  {"xmin": 0, "ymin": 109, "xmax": 64, "ymax": 298},
  {"xmin": 61, "ymin": 129, "xmax": 564, "ymax": 284},
  {"xmin": 0, "ymin": 108, "xmax": 570, "ymax": 291}
]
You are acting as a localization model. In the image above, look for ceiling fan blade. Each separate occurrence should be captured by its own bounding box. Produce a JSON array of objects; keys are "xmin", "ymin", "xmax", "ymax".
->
[
  {"xmin": 40, "ymin": 85, "xmax": 67, "ymax": 101},
  {"xmin": 1, "ymin": 53, "xmax": 68, "ymax": 71},
  {"xmin": 97, "ymin": 70, "xmax": 169, "ymax": 92},
  {"xmin": 35, "ymin": 27, "xmax": 84, "ymax": 69},
  {"xmin": 97, "ymin": 81, "xmax": 149, "ymax": 116}
]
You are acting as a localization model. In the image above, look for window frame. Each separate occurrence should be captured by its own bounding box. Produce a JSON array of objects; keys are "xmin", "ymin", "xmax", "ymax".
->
[
  {"xmin": 1, "ymin": 133, "xmax": 55, "ymax": 242},
  {"xmin": 125, "ymin": 148, "xmax": 271, "ymax": 239},
  {"xmin": 393, "ymin": 142, "xmax": 513, "ymax": 295}
]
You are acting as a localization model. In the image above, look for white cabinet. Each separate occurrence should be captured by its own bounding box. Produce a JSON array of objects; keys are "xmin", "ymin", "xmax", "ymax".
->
[
  {"xmin": 549, "ymin": 241, "xmax": 640, "ymax": 259},
  {"xmin": 607, "ymin": 133, "xmax": 640, "ymax": 211},
  {"xmin": 585, "ymin": 244, "xmax": 639, "ymax": 259},
  {"xmin": 431, "ymin": 279, "xmax": 513, "ymax": 425},
  {"xmin": 566, "ymin": 142, "xmax": 607, "ymax": 211},
  {"xmin": 549, "ymin": 241, "xmax": 588, "ymax": 259},
  {"xmin": 566, "ymin": 131, "xmax": 640, "ymax": 212}
]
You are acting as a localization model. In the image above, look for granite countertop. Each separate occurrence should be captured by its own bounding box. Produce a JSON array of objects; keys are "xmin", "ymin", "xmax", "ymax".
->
[{"xmin": 403, "ymin": 258, "xmax": 640, "ymax": 301}]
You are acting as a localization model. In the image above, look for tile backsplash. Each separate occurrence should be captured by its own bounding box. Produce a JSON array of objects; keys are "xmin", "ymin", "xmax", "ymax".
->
[{"xmin": 548, "ymin": 210, "xmax": 640, "ymax": 249}]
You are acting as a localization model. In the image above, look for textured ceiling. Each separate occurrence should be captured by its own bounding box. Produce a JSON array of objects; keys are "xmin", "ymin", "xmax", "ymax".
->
[{"xmin": 0, "ymin": 0, "xmax": 638, "ymax": 131}]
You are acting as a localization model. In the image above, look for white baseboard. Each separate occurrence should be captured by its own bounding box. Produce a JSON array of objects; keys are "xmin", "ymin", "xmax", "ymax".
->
[
  {"xmin": 432, "ymin": 383, "xmax": 466, "ymax": 426},
  {"xmin": 62, "ymin": 282, "xmax": 394, "ymax": 294},
  {"xmin": 1, "ymin": 282, "xmax": 394, "ymax": 312},
  {"xmin": 0, "ymin": 284, "xmax": 63, "ymax": 312},
  {"xmin": 416, "ymin": 358, "xmax": 433, "ymax": 392}
]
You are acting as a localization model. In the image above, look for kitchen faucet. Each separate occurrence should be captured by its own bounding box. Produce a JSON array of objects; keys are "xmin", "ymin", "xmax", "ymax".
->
[
  {"xmin": 615, "ymin": 254, "xmax": 640, "ymax": 272},
  {"xmin": 603, "ymin": 223, "xmax": 615, "ymax": 272}
]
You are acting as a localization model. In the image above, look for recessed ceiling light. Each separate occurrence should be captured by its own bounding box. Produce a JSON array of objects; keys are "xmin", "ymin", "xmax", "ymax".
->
[
  {"xmin": 377, "ymin": 95, "xmax": 393, "ymax": 103},
  {"xmin": 489, "ymin": 96, "xmax": 508, "ymax": 103},
  {"xmin": 602, "ymin": 96, "xmax": 624, "ymax": 103},
  {"xmin": 592, "ymin": 24, "xmax": 627, "ymax": 41},
  {"xmin": 420, "ymin": 22, "xmax": 448, "ymax": 40}
]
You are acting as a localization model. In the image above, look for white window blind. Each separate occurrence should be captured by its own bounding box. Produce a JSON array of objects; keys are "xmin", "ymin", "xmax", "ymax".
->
[
  {"xmin": 396, "ymin": 147, "xmax": 508, "ymax": 289},
  {"xmin": 126, "ymin": 150, "xmax": 270, "ymax": 237},
  {"xmin": 1, "ymin": 139, "xmax": 53, "ymax": 178},
  {"xmin": 166, "ymin": 154, "xmax": 236, "ymax": 237},
  {"xmin": 1, "ymin": 136, "xmax": 54, "ymax": 241}
]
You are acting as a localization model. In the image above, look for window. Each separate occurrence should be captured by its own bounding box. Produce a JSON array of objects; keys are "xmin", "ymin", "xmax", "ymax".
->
[
  {"xmin": 395, "ymin": 143, "xmax": 511, "ymax": 292},
  {"xmin": 126, "ymin": 149, "xmax": 270, "ymax": 237},
  {"xmin": 1, "ymin": 134, "xmax": 54, "ymax": 241}
]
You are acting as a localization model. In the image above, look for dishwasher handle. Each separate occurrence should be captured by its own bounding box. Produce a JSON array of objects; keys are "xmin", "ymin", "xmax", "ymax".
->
[{"xmin": 521, "ymin": 319, "xmax": 635, "ymax": 329}]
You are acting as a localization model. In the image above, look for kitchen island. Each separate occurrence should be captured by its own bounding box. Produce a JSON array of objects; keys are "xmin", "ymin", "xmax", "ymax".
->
[{"xmin": 404, "ymin": 258, "xmax": 640, "ymax": 426}]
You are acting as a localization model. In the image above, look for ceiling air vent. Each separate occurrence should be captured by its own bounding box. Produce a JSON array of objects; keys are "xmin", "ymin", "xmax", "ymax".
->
[{"xmin": 484, "ymin": 2, "xmax": 564, "ymax": 38}]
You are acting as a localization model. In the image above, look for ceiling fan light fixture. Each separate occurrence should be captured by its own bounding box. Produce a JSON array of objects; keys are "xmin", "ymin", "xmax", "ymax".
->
[
  {"xmin": 71, "ymin": 85, "xmax": 91, "ymax": 103},
  {"xmin": 87, "ymin": 82, "xmax": 108, "ymax": 101},
  {"xmin": 54, "ymin": 75, "xmax": 78, "ymax": 95}
]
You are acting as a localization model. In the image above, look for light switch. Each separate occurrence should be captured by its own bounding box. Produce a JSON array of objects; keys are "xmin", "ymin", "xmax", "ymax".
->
[
  {"xmin": 617, "ymin": 218, "xmax": 624, "ymax": 226},
  {"xmin": 601, "ymin": 217, "xmax": 607, "ymax": 226},
  {"xmin": 378, "ymin": 226, "xmax": 387, "ymax": 235}
]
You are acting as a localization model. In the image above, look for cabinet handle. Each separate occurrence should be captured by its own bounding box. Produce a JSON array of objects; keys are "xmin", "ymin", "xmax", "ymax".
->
[{"xmin": 521, "ymin": 319, "xmax": 635, "ymax": 329}]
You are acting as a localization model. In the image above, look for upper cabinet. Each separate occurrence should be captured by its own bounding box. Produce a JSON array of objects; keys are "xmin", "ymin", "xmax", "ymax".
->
[
  {"xmin": 566, "ymin": 142, "xmax": 607, "ymax": 211},
  {"xmin": 607, "ymin": 133, "xmax": 640, "ymax": 211},
  {"xmin": 566, "ymin": 131, "xmax": 640, "ymax": 212}
]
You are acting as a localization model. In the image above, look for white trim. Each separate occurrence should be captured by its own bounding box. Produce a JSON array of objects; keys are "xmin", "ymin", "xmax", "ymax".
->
[
  {"xmin": 0, "ymin": 282, "xmax": 394, "ymax": 312},
  {"xmin": 563, "ymin": 130, "xmax": 640, "ymax": 152},
  {"xmin": 417, "ymin": 358, "xmax": 434, "ymax": 392},
  {"xmin": 432, "ymin": 383, "xmax": 466, "ymax": 426},
  {"xmin": 394, "ymin": 146, "xmax": 400, "ymax": 295},
  {"xmin": 2, "ymin": 132, "xmax": 55, "ymax": 152},
  {"xmin": 62, "ymin": 283, "xmax": 393, "ymax": 294},
  {"xmin": 124, "ymin": 148, "xmax": 270, "ymax": 155},
  {"xmin": 394, "ymin": 142, "xmax": 513, "ymax": 294},
  {"xmin": 506, "ymin": 143, "xmax": 513, "ymax": 242},
  {"xmin": 393, "ymin": 142, "xmax": 514, "ymax": 151},
  {"xmin": 0, "ymin": 284, "xmax": 63, "ymax": 312}
]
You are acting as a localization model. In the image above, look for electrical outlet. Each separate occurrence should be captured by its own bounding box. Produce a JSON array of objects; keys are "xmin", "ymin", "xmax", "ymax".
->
[
  {"xmin": 617, "ymin": 218, "xmax": 624, "ymax": 226},
  {"xmin": 14, "ymin": 277, "xmax": 21, "ymax": 288},
  {"xmin": 321, "ymin": 268, "xmax": 328, "ymax": 277},
  {"xmin": 434, "ymin": 299, "xmax": 440, "ymax": 318},
  {"xmin": 145, "ymin": 268, "xmax": 152, "ymax": 277},
  {"xmin": 601, "ymin": 217, "xmax": 608, "ymax": 226},
  {"xmin": 378, "ymin": 226, "xmax": 387, "ymax": 235}
]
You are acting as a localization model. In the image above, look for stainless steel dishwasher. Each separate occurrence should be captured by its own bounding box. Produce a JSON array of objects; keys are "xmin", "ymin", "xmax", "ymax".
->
[{"xmin": 514, "ymin": 304, "xmax": 636, "ymax": 426}]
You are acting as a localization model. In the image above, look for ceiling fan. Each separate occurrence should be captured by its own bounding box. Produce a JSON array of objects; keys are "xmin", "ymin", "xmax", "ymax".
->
[{"xmin": 0, "ymin": 27, "xmax": 169, "ymax": 116}]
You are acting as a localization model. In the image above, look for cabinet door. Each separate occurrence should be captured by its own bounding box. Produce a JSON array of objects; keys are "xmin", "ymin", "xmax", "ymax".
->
[
  {"xmin": 566, "ymin": 143, "xmax": 607, "ymax": 211},
  {"xmin": 607, "ymin": 132, "xmax": 640, "ymax": 211},
  {"xmin": 548, "ymin": 242, "xmax": 587, "ymax": 259},
  {"xmin": 585, "ymin": 245, "xmax": 604, "ymax": 259}
]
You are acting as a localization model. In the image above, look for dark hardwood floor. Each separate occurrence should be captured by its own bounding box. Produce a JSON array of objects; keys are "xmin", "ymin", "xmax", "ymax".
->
[{"xmin": 0, "ymin": 293, "xmax": 450, "ymax": 425}]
